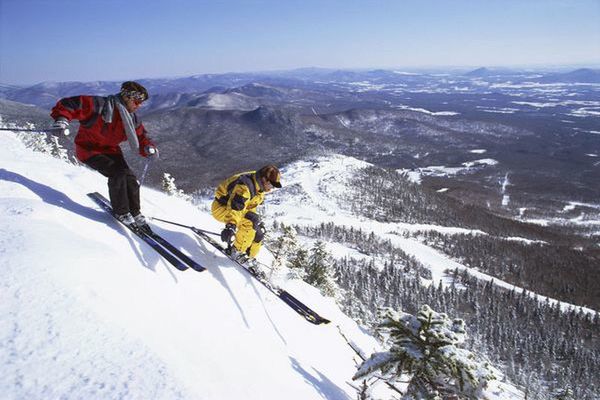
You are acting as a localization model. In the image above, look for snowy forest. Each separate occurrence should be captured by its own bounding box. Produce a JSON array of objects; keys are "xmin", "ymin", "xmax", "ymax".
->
[{"xmin": 266, "ymin": 166, "xmax": 600, "ymax": 400}]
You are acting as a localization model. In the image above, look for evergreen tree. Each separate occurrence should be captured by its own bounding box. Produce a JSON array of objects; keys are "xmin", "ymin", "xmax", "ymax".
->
[
  {"xmin": 288, "ymin": 247, "xmax": 309, "ymax": 279},
  {"xmin": 305, "ymin": 241, "xmax": 338, "ymax": 297},
  {"xmin": 270, "ymin": 224, "xmax": 299, "ymax": 272},
  {"xmin": 49, "ymin": 135, "xmax": 70, "ymax": 162},
  {"xmin": 552, "ymin": 386, "xmax": 574, "ymax": 400},
  {"xmin": 354, "ymin": 304, "xmax": 498, "ymax": 399},
  {"xmin": 161, "ymin": 172, "xmax": 190, "ymax": 201},
  {"xmin": 13, "ymin": 123, "xmax": 55, "ymax": 156}
]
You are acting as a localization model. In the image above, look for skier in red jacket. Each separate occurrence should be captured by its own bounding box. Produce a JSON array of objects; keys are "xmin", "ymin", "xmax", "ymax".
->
[{"xmin": 51, "ymin": 81, "xmax": 157, "ymax": 230}]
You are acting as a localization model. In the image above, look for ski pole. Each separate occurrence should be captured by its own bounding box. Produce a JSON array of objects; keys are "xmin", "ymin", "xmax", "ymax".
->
[
  {"xmin": 150, "ymin": 216, "xmax": 221, "ymax": 236},
  {"xmin": 0, "ymin": 127, "xmax": 61, "ymax": 133},
  {"xmin": 139, "ymin": 158, "xmax": 151, "ymax": 186}
]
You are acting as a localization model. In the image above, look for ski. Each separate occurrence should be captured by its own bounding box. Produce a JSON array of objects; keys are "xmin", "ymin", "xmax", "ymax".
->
[
  {"xmin": 278, "ymin": 290, "xmax": 331, "ymax": 325},
  {"xmin": 144, "ymin": 230, "xmax": 206, "ymax": 272},
  {"xmin": 190, "ymin": 227, "xmax": 330, "ymax": 325},
  {"xmin": 87, "ymin": 192, "xmax": 190, "ymax": 272}
]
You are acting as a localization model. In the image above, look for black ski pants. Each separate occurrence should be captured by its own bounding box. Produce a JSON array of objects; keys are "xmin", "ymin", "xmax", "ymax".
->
[{"xmin": 84, "ymin": 153, "xmax": 140, "ymax": 216}]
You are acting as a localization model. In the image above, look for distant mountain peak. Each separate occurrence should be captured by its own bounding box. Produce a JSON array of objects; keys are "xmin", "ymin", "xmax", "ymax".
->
[{"xmin": 465, "ymin": 67, "xmax": 492, "ymax": 77}]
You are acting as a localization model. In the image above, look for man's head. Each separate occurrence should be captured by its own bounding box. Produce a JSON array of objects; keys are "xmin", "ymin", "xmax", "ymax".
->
[
  {"xmin": 120, "ymin": 81, "xmax": 148, "ymax": 112},
  {"xmin": 257, "ymin": 164, "xmax": 282, "ymax": 192}
]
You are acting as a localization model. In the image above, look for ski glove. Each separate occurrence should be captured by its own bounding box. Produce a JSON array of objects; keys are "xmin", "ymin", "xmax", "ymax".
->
[
  {"xmin": 221, "ymin": 223, "xmax": 236, "ymax": 244},
  {"xmin": 51, "ymin": 118, "xmax": 70, "ymax": 136},
  {"xmin": 144, "ymin": 145, "xmax": 159, "ymax": 158},
  {"xmin": 258, "ymin": 222, "xmax": 267, "ymax": 236},
  {"xmin": 254, "ymin": 221, "xmax": 267, "ymax": 243}
]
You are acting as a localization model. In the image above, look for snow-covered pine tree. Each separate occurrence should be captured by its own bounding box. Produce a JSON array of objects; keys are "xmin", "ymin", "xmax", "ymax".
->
[
  {"xmin": 49, "ymin": 135, "xmax": 70, "ymax": 162},
  {"xmin": 353, "ymin": 304, "xmax": 498, "ymax": 399},
  {"xmin": 1, "ymin": 118, "xmax": 76, "ymax": 165},
  {"xmin": 162, "ymin": 172, "xmax": 178, "ymax": 195},
  {"xmin": 552, "ymin": 386, "xmax": 574, "ymax": 400},
  {"xmin": 11, "ymin": 122, "xmax": 55, "ymax": 155},
  {"xmin": 161, "ymin": 172, "xmax": 190, "ymax": 201},
  {"xmin": 305, "ymin": 241, "xmax": 338, "ymax": 297},
  {"xmin": 269, "ymin": 224, "xmax": 299, "ymax": 273},
  {"xmin": 288, "ymin": 247, "xmax": 309, "ymax": 279}
]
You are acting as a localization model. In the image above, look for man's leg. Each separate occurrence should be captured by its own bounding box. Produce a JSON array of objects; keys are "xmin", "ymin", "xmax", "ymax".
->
[
  {"xmin": 234, "ymin": 211, "xmax": 263, "ymax": 257},
  {"xmin": 84, "ymin": 154, "xmax": 133, "ymax": 215},
  {"xmin": 126, "ymin": 172, "xmax": 141, "ymax": 216}
]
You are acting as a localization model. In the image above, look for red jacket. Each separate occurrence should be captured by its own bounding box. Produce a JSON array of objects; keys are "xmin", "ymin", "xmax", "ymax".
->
[{"xmin": 51, "ymin": 95, "xmax": 155, "ymax": 162}]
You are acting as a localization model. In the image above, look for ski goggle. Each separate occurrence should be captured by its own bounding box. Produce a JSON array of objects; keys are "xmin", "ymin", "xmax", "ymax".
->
[{"xmin": 122, "ymin": 90, "xmax": 147, "ymax": 103}]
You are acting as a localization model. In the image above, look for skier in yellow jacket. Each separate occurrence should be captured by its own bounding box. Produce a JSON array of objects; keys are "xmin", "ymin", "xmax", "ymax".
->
[{"xmin": 212, "ymin": 165, "xmax": 282, "ymax": 261}]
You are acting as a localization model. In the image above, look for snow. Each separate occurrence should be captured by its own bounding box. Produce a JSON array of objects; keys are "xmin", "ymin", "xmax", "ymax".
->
[
  {"xmin": 347, "ymin": 81, "xmax": 387, "ymax": 91},
  {"xmin": 512, "ymin": 100, "xmax": 600, "ymax": 108},
  {"xmin": 463, "ymin": 158, "xmax": 498, "ymax": 168},
  {"xmin": 0, "ymin": 129, "xmax": 526, "ymax": 399},
  {"xmin": 392, "ymin": 71, "xmax": 420, "ymax": 75},
  {"xmin": 569, "ymin": 107, "xmax": 600, "ymax": 117},
  {"xmin": 500, "ymin": 173, "xmax": 510, "ymax": 207},
  {"xmin": 202, "ymin": 93, "xmax": 256, "ymax": 110},
  {"xmin": 396, "ymin": 168, "xmax": 422, "ymax": 183},
  {"xmin": 394, "ymin": 104, "xmax": 459, "ymax": 116},
  {"xmin": 0, "ymin": 131, "xmax": 383, "ymax": 400},
  {"xmin": 476, "ymin": 106, "xmax": 520, "ymax": 114},
  {"xmin": 335, "ymin": 116, "xmax": 350, "ymax": 128},
  {"xmin": 396, "ymin": 158, "xmax": 499, "ymax": 180},
  {"xmin": 563, "ymin": 201, "xmax": 600, "ymax": 212},
  {"xmin": 511, "ymin": 101, "xmax": 557, "ymax": 108}
]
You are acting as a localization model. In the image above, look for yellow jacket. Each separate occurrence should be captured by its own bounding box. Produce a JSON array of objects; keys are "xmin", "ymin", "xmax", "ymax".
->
[{"xmin": 213, "ymin": 171, "xmax": 265, "ymax": 226}]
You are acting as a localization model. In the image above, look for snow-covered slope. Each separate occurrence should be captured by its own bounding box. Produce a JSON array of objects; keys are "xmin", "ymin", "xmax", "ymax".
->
[
  {"xmin": 0, "ymin": 131, "xmax": 380, "ymax": 399},
  {"xmin": 0, "ymin": 130, "xmax": 523, "ymax": 399},
  {"xmin": 188, "ymin": 92, "xmax": 259, "ymax": 110}
]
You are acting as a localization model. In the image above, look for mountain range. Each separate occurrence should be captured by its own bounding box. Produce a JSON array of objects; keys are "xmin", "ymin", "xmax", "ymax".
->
[
  {"xmin": 1, "ymin": 67, "xmax": 599, "ymax": 233},
  {"xmin": 2, "ymin": 66, "xmax": 600, "ymax": 398}
]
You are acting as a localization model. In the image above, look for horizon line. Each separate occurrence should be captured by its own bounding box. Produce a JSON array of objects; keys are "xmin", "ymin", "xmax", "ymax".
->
[{"xmin": 2, "ymin": 62, "xmax": 600, "ymax": 87}]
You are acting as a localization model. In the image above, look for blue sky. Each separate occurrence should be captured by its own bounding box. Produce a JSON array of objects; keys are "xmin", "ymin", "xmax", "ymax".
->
[{"xmin": 1, "ymin": 0, "xmax": 599, "ymax": 85}]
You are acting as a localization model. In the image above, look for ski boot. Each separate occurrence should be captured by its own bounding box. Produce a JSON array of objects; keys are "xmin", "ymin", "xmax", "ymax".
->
[
  {"xmin": 133, "ymin": 213, "xmax": 152, "ymax": 234},
  {"xmin": 226, "ymin": 247, "xmax": 249, "ymax": 263},
  {"xmin": 116, "ymin": 212, "xmax": 136, "ymax": 227},
  {"xmin": 245, "ymin": 258, "xmax": 267, "ymax": 280}
]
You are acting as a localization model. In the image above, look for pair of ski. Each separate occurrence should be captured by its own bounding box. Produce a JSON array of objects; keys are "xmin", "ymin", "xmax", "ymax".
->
[
  {"xmin": 87, "ymin": 192, "xmax": 205, "ymax": 272},
  {"xmin": 88, "ymin": 192, "xmax": 330, "ymax": 325},
  {"xmin": 186, "ymin": 226, "xmax": 331, "ymax": 325}
]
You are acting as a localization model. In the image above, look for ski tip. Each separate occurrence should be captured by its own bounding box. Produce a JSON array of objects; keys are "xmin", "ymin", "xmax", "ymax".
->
[{"xmin": 304, "ymin": 314, "xmax": 331, "ymax": 325}]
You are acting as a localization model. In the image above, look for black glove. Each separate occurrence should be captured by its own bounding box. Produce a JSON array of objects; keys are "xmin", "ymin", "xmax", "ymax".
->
[
  {"xmin": 258, "ymin": 222, "xmax": 266, "ymax": 237},
  {"xmin": 221, "ymin": 223, "xmax": 236, "ymax": 243},
  {"xmin": 51, "ymin": 118, "xmax": 70, "ymax": 136},
  {"xmin": 254, "ymin": 221, "xmax": 267, "ymax": 243}
]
